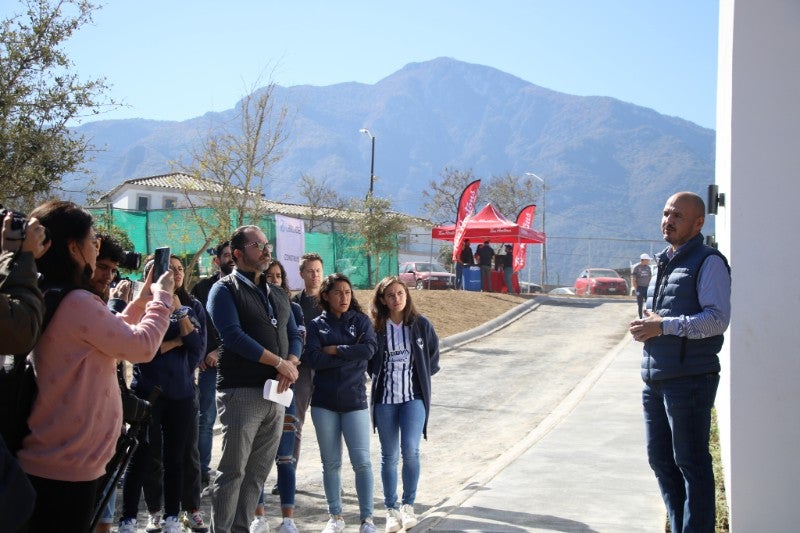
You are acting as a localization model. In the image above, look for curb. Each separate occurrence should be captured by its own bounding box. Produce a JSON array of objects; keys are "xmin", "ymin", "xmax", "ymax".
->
[{"xmin": 439, "ymin": 297, "xmax": 542, "ymax": 353}]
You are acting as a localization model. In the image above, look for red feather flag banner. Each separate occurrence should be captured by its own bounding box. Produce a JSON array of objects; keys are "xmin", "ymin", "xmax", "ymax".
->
[
  {"xmin": 512, "ymin": 205, "xmax": 537, "ymax": 272},
  {"xmin": 451, "ymin": 179, "xmax": 481, "ymax": 262}
]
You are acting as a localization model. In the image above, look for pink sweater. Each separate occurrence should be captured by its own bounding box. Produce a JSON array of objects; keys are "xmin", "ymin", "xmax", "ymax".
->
[{"xmin": 18, "ymin": 289, "xmax": 172, "ymax": 482}]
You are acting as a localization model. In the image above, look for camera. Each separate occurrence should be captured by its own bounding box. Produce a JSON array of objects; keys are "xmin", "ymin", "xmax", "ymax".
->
[
  {"xmin": 121, "ymin": 388, "xmax": 153, "ymax": 424},
  {"xmin": 119, "ymin": 250, "xmax": 142, "ymax": 271},
  {"xmin": 0, "ymin": 205, "xmax": 28, "ymax": 241}
]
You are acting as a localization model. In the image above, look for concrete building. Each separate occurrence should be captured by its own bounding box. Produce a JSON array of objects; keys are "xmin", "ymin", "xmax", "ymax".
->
[{"xmin": 715, "ymin": 1, "xmax": 800, "ymax": 530}]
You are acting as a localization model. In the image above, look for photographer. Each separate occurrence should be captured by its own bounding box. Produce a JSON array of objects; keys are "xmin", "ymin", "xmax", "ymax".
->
[
  {"xmin": 17, "ymin": 201, "xmax": 175, "ymax": 533},
  {"xmin": 0, "ymin": 209, "xmax": 49, "ymax": 532},
  {"xmin": 0, "ymin": 210, "xmax": 49, "ymax": 353}
]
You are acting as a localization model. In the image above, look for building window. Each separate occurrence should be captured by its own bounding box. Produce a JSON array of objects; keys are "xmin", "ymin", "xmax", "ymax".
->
[
  {"xmin": 137, "ymin": 195, "xmax": 150, "ymax": 211},
  {"xmin": 163, "ymin": 197, "xmax": 177, "ymax": 209}
]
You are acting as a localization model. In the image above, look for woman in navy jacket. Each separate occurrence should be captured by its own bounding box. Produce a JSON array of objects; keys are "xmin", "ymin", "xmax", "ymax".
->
[
  {"xmin": 369, "ymin": 276, "xmax": 440, "ymax": 532},
  {"xmin": 119, "ymin": 255, "xmax": 206, "ymax": 533},
  {"xmin": 304, "ymin": 273, "xmax": 378, "ymax": 533}
]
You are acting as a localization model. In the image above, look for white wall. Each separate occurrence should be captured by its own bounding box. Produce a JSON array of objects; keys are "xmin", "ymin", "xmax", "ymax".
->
[
  {"xmin": 110, "ymin": 187, "xmax": 207, "ymax": 210},
  {"xmin": 717, "ymin": 1, "xmax": 800, "ymax": 530}
]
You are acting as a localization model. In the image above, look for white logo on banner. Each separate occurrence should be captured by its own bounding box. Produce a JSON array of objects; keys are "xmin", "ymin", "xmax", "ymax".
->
[{"xmin": 275, "ymin": 215, "xmax": 305, "ymax": 291}]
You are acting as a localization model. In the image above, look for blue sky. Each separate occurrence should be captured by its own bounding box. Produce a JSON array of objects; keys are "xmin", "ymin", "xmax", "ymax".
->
[{"xmin": 5, "ymin": 1, "xmax": 719, "ymax": 129}]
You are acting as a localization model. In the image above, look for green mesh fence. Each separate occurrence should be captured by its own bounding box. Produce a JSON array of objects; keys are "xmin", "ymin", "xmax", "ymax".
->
[{"xmin": 88, "ymin": 207, "xmax": 397, "ymax": 288}]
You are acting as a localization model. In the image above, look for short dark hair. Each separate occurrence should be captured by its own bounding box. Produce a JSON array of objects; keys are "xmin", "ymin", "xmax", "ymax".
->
[
  {"xmin": 229, "ymin": 225, "xmax": 261, "ymax": 263},
  {"xmin": 214, "ymin": 241, "xmax": 230, "ymax": 258},
  {"xmin": 96, "ymin": 233, "xmax": 125, "ymax": 264},
  {"xmin": 299, "ymin": 252, "xmax": 323, "ymax": 272}
]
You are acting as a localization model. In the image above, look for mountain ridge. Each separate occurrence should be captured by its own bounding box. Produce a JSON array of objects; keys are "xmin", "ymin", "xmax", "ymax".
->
[{"xmin": 73, "ymin": 57, "xmax": 715, "ymax": 283}]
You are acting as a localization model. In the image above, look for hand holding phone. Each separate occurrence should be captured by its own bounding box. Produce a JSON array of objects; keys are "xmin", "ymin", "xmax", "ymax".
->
[{"xmin": 153, "ymin": 247, "xmax": 170, "ymax": 280}]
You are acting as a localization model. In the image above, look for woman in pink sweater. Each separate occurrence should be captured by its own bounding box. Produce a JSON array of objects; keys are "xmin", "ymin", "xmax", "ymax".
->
[{"xmin": 17, "ymin": 201, "xmax": 175, "ymax": 533}]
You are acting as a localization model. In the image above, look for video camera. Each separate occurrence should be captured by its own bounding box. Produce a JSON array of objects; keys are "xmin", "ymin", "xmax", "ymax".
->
[
  {"xmin": 0, "ymin": 205, "xmax": 29, "ymax": 241},
  {"xmin": 111, "ymin": 250, "xmax": 143, "ymax": 286}
]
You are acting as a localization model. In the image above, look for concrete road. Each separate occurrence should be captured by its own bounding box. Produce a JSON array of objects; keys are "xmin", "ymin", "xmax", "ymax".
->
[{"xmin": 116, "ymin": 296, "xmax": 662, "ymax": 532}]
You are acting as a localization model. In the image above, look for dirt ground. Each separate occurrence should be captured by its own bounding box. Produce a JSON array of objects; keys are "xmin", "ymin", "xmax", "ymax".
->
[{"xmin": 353, "ymin": 288, "xmax": 530, "ymax": 338}]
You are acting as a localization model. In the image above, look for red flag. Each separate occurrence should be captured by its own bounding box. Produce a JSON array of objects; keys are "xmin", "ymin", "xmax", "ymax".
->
[
  {"xmin": 512, "ymin": 205, "xmax": 536, "ymax": 272},
  {"xmin": 452, "ymin": 180, "xmax": 481, "ymax": 262}
]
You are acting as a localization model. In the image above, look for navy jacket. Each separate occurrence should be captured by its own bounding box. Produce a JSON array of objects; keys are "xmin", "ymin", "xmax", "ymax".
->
[
  {"xmin": 369, "ymin": 315, "xmax": 440, "ymax": 439},
  {"xmin": 642, "ymin": 234, "xmax": 730, "ymax": 381},
  {"xmin": 132, "ymin": 298, "xmax": 206, "ymax": 400},
  {"xmin": 304, "ymin": 310, "xmax": 377, "ymax": 412}
]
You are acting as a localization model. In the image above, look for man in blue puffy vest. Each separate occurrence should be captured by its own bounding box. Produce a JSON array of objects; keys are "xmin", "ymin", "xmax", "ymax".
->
[{"xmin": 629, "ymin": 191, "xmax": 731, "ymax": 533}]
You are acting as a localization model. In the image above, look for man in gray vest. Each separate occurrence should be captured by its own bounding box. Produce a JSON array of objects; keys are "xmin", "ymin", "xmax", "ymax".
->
[
  {"xmin": 207, "ymin": 225, "xmax": 301, "ymax": 533},
  {"xmin": 629, "ymin": 192, "xmax": 731, "ymax": 533}
]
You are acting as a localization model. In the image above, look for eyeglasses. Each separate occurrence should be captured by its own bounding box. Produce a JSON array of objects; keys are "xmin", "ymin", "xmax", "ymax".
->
[{"xmin": 244, "ymin": 241, "xmax": 271, "ymax": 253}]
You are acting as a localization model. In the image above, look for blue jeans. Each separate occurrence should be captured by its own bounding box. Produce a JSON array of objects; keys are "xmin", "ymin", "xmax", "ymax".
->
[
  {"xmin": 275, "ymin": 397, "xmax": 297, "ymax": 509},
  {"xmin": 197, "ymin": 366, "xmax": 217, "ymax": 478},
  {"xmin": 642, "ymin": 373, "xmax": 719, "ymax": 533},
  {"xmin": 311, "ymin": 406, "xmax": 373, "ymax": 520},
  {"xmin": 455, "ymin": 263, "xmax": 464, "ymax": 290},
  {"xmin": 374, "ymin": 399, "xmax": 425, "ymax": 509},
  {"xmin": 503, "ymin": 267, "xmax": 514, "ymax": 294}
]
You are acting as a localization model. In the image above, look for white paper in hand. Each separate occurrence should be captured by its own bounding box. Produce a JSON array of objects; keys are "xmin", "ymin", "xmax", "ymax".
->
[{"xmin": 263, "ymin": 379, "xmax": 293, "ymax": 407}]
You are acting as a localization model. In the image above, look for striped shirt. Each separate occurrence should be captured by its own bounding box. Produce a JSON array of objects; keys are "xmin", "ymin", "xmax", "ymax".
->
[{"xmin": 377, "ymin": 321, "xmax": 416, "ymax": 404}]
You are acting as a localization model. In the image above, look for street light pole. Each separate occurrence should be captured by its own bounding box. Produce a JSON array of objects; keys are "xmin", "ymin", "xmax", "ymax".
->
[
  {"xmin": 359, "ymin": 128, "xmax": 375, "ymax": 286},
  {"xmin": 525, "ymin": 172, "xmax": 547, "ymax": 288}
]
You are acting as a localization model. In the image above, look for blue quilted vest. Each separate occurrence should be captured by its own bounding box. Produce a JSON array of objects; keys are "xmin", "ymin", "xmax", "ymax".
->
[{"xmin": 641, "ymin": 234, "xmax": 730, "ymax": 382}]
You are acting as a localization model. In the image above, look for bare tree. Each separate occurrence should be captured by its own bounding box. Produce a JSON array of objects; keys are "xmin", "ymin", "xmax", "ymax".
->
[
  {"xmin": 176, "ymin": 79, "xmax": 290, "ymax": 284},
  {"xmin": 421, "ymin": 167, "xmax": 477, "ymax": 224},
  {"xmin": 297, "ymin": 173, "xmax": 348, "ymax": 231},
  {"xmin": 485, "ymin": 172, "xmax": 538, "ymax": 219}
]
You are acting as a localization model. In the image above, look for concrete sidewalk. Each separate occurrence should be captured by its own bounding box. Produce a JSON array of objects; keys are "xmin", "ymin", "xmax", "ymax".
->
[{"xmin": 418, "ymin": 334, "xmax": 665, "ymax": 532}]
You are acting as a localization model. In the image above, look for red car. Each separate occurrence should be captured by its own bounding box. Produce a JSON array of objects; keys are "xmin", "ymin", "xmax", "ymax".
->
[
  {"xmin": 574, "ymin": 268, "xmax": 629, "ymax": 295},
  {"xmin": 398, "ymin": 261, "xmax": 455, "ymax": 290}
]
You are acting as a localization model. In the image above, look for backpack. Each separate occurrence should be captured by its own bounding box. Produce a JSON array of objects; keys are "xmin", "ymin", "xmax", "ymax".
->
[{"xmin": 0, "ymin": 286, "xmax": 75, "ymax": 454}]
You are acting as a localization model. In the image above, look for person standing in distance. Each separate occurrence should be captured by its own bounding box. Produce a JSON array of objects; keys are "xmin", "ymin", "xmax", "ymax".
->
[
  {"xmin": 455, "ymin": 239, "xmax": 473, "ymax": 290},
  {"xmin": 631, "ymin": 253, "xmax": 653, "ymax": 319},
  {"xmin": 207, "ymin": 226, "xmax": 300, "ymax": 533},
  {"xmin": 629, "ymin": 192, "xmax": 731, "ymax": 533},
  {"xmin": 291, "ymin": 252, "xmax": 324, "ymax": 466},
  {"xmin": 190, "ymin": 241, "xmax": 234, "ymax": 487},
  {"xmin": 475, "ymin": 240, "xmax": 495, "ymax": 292}
]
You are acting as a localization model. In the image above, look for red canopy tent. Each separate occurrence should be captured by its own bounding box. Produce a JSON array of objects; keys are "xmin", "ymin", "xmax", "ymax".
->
[{"xmin": 431, "ymin": 203, "xmax": 545, "ymax": 244}]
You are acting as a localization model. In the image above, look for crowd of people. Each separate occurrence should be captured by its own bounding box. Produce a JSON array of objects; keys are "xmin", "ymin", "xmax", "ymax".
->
[
  {"xmin": 0, "ymin": 203, "xmax": 441, "ymax": 533},
  {"xmin": 454, "ymin": 239, "xmax": 518, "ymax": 294}
]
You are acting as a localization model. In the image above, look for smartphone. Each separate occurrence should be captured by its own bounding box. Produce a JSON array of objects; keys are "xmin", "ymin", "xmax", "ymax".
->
[{"xmin": 152, "ymin": 247, "xmax": 170, "ymax": 280}]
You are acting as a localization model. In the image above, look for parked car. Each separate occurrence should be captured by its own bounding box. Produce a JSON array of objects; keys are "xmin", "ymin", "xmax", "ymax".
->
[
  {"xmin": 574, "ymin": 268, "xmax": 629, "ymax": 295},
  {"xmin": 398, "ymin": 261, "xmax": 455, "ymax": 290},
  {"xmin": 549, "ymin": 287, "xmax": 575, "ymax": 295}
]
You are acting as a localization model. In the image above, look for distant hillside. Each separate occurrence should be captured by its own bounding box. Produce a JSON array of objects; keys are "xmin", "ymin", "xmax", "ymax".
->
[{"xmin": 73, "ymin": 57, "xmax": 715, "ymax": 284}]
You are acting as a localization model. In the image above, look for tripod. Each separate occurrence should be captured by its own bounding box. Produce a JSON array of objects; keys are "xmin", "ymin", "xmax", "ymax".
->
[{"xmin": 88, "ymin": 387, "xmax": 160, "ymax": 532}]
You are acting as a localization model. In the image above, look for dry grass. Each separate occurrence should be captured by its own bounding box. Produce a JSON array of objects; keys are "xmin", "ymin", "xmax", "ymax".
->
[{"xmin": 352, "ymin": 289, "xmax": 530, "ymax": 338}]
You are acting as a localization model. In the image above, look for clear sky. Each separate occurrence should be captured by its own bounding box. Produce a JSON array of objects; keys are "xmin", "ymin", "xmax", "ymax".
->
[{"xmin": 4, "ymin": 1, "xmax": 719, "ymax": 129}]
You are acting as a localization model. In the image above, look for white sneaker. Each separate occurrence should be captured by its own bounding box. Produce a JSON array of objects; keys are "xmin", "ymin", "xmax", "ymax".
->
[
  {"xmin": 359, "ymin": 517, "xmax": 378, "ymax": 533},
  {"xmin": 278, "ymin": 517, "xmax": 299, "ymax": 533},
  {"xmin": 119, "ymin": 518, "xmax": 137, "ymax": 533},
  {"xmin": 163, "ymin": 516, "xmax": 181, "ymax": 533},
  {"xmin": 385, "ymin": 508, "xmax": 402, "ymax": 533},
  {"xmin": 322, "ymin": 514, "xmax": 345, "ymax": 533},
  {"xmin": 250, "ymin": 515, "xmax": 271, "ymax": 533},
  {"xmin": 145, "ymin": 512, "xmax": 164, "ymax": 532},
  {"xmin": 400, "ymin": 504, "xmax": 418, "ymax": 529}
]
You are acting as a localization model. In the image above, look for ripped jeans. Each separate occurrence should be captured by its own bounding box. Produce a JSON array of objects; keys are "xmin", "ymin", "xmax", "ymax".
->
[{"xmin": 275, "ymin": 397, "xmax": 298, "ymax": 509}]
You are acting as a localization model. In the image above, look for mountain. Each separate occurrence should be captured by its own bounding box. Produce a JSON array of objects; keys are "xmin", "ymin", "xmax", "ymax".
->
[{"xmin": 74, "ymin": 57, "xmax": 715, "ymax": 284}]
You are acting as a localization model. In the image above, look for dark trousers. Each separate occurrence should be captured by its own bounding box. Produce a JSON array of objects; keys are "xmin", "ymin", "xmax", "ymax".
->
[
  {"xmin": 182, "ymin": 389, "xmax": 202, "ymax": 511},
  {"xmin": 25, "ymin": 474, "xmax": 100, "ymax": 533},
  {"xmin": 122, "ymin": 395, "xmax": 194, "ymax": 519},
  {"xmin": 643, "ymin": 373, "xmax": 719, "ymax": 533}
]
